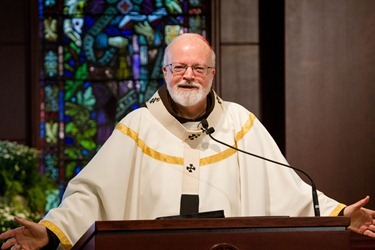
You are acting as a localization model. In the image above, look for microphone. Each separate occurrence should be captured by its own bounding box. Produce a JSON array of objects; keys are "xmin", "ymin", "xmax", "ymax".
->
[{"xmin": 201, "ymin": 119, "xmax": 321, "ymax": 217}]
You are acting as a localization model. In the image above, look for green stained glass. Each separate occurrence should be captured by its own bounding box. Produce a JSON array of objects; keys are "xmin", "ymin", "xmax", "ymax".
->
[{"xmin": 38, "ymin": 0, "xmax": 211, "ymax": 209}]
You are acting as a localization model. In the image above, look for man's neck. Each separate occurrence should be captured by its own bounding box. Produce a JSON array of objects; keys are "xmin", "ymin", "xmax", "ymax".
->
[{"xmin": 172, "ymin": 99, "xmax": 207, "ymax": 120}]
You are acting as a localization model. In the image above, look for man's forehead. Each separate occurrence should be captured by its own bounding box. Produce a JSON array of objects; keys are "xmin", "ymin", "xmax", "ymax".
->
[
  {"xmin": 171, "ymin": 33, "xmax": 210, "ymax": 46},
  {"xmin": 169, "ymin": 44, "xmax": 211, "ymax": 63}
]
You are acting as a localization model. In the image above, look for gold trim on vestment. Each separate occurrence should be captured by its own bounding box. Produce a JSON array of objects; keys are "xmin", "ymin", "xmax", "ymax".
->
[
  {"xmin": 199, "ymin": 147, "xmax": 237, "ymax": 165},
  {"xmin": 235, "ymin": 113, "xmax": 256, "ymax": 141},
  {"xmin": 39, "ymin": 220, "xmax": 72, "ymax": 250},
  {"xmin": 116, "ymin": 114, "xmax": 255, "ymax": 166},
  {"xmin": 201, "ymin": 113, "xmax": 256, "ymax": 165},
  {"xmin": 329, "ymin": 203, "xmax": 347, "ymax": 216},
  {"xmin": 116, "ymin": 123, "xmax": 184, "ymax": 165}
]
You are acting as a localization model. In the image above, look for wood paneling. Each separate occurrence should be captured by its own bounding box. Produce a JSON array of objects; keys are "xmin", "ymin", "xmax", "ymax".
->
[
  {"xmin": 218, "ymin": 0, "xmax": 260, "ymax": 115},
  {"xmin": 0, "ymin": 0, "xmax": 29, "ymax": 143},
  {"xmin": 0, "ymin": 0, "xmax": 27, "ymax": 43},
  {"xmin": 0, "ymin": 46, "xmax": 27, "ymax": 141},
  {"xmin": 220, "ymin": 0, "xmax": 258, "ymax": 43},
  {"xmin": 221, "ymin": 46, "xmax": 260, "ymax": 116},
  {"xmin": 285, "ymin": 0, "xmax": 375, "ymax": 208}
]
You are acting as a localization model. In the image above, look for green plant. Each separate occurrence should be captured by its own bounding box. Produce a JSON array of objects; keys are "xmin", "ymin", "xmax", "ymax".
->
[
  {"xmin": 0, "ymin": 140, "xmax": 56, "ymax": 231},
  {"xmin": 0, "ymin": 196, "xmax": 40, "ymax": 232}
]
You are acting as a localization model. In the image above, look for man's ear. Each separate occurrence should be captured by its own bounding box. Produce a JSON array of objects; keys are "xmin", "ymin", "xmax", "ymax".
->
[{"xmin": 162, "ymin": 66, "xmax": 167, "ymax": 77}]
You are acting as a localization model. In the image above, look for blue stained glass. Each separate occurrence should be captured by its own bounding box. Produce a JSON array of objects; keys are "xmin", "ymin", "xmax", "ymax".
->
[
  {"xmin": 45, "ymin": 0, "xmax": 55, "ymax": 7},
  {"xmin": 39, "ymin": 0, "xmax": 211, "ymax": 205},
  {"xmin": 64, "ymin": 116, "xmax": 72, "ymax": 122},
  {"xmin": 67, "ymin": 59, "xmax": 75, "ymax": 67},
  {"xmin": 90, "ymin": 111, "xmax": 97, "ymax": 119},
  {"xmin": 44, "ymin": 154, "xmax": 59, "ymax": 181},
  {"xmin": 74, "ymin": 167, "xmax": 82, "ymax": 175},
  {"xmin": 38, "ymin": 0, "xmax": 44, "ymax": 18},
  {"xmin": 64, "ymin": 70, "xmax": 74, "ymax": 77},
  {"xmin": 45, "ymin": 85, "xmax": 59, "ymax": 112},
  {"xmin": 40, "ymin": 122, "xmax": 46, "ymax": 138},
  {"xmin": 97, "ymin": 110, "xmax": 107, "ymax": 124},
  {"xmin": 132, "ymin": 103, "xmax": 139, "ymax": 110},
  {"xmin": 59, "ymin": 184, "xmax": 65, "ymax": 199},
  {"xmin": 45, "ymin": 51, "xmax": 58, "ymax": 77},
  {"xmin": 65, "ymin": 137, "xmax": 74, "ymax": 144},
  {"xmin": 58, "ymin": 91, "xmax": 64, "ymax": 121},
  {"xmin": 106, "ymin": 26, "xmax": 122, "ymax": 36},
  {"xmin": 84, "ymin": 16, "xmax": 95, "ymax": 27},
  {"xmin": 128, "ymin": 44, "xmax": 134, "ymax": 54},
  {"xmin": 120, "ymin": 29, "xmax": 133, "ymax": 36},
  {"xmin": 81, "ymin": 149, "xmax": 90, "ymax": 156}
]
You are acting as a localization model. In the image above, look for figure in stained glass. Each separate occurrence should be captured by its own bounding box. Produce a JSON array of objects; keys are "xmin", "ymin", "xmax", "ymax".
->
[{"xmin": 38, "ymin": 0, "xmax": 210, "ymax": 206}]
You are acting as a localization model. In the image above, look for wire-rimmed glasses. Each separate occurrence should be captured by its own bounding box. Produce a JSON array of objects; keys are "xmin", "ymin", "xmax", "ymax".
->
[{"xmin": 165, "ymin": 63, "xmax": 214, "ymax": 76}]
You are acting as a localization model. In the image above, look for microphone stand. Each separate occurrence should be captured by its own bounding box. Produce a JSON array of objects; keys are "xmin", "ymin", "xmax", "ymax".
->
[{"xmin": 201, "ymin": 122, "xmax": 321, "ymax": 217}]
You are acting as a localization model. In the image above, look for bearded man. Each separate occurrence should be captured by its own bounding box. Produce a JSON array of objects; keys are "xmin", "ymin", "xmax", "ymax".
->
[{"xmin": 1, "ymin": 33, "xmax": 375, "ymax": 250}]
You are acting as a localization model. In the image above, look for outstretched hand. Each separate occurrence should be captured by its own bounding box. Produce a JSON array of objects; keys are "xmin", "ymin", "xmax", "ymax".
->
[
  {"xmin": 344, "ymin": 196, "xmax": 375, "ymax": 238},
  {"xmin": 0, "ymin": 217, "xmax": 48, "ymax": 250}
]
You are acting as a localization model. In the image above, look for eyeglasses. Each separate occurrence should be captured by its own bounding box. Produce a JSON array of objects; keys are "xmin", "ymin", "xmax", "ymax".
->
[{"xmin": 165, "ymin": 63, "xmax": 214, "ymax": 76}]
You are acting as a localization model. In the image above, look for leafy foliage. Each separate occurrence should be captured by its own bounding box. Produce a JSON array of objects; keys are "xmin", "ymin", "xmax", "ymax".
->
[{"xmin": 0, "ymin": 141, "xmax": 57, "ymax": 231}]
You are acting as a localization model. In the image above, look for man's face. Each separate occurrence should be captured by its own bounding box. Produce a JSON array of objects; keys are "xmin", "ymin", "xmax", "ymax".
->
[{"xmin": 163, "ymin": 39, "xmax": 215, "ymax": 107}]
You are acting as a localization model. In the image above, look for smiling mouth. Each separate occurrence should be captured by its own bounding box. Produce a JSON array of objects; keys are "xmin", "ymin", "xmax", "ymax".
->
[
  {"xmin": 179, "ymin": 85, "xmax": 198, "ymax": 89},
  {"xmin": 178, "ymin": 82, "xmax": 200, "ymax": 90}
]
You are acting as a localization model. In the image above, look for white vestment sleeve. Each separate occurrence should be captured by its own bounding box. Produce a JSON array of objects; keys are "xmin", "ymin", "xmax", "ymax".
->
[
  {"xmin": 41, "ymin": 110, "xmax": 145, "ymax": 247},
  {"xmin": 224, "ymin": 103, "xmax": 343, "ymax": 216}
]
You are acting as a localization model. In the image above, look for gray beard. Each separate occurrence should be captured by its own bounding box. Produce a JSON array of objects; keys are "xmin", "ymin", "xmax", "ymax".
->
[{"xmin": 167, "ymin": 81, "xmax": 211, "ymax": 107}]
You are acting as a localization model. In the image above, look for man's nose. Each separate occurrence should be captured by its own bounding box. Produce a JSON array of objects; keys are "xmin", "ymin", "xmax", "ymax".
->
[{"xmin": 183, "ymin": 66, "xmax": 195, "ymax": 79}]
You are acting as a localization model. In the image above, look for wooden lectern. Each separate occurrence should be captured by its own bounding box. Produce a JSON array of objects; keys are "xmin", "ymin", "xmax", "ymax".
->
[{"xmin": 72, "ymin": 216, "xmax": 375, "ymax": 249}]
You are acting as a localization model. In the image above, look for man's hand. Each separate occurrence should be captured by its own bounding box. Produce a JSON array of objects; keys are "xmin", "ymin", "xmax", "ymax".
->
[
  {"xmin": 0, "ymin": 217, "xmax": 49, "ymax": 250},
  {"xmin": 344, "ymin": 196, "xmax": 375, "ymax": 238}
]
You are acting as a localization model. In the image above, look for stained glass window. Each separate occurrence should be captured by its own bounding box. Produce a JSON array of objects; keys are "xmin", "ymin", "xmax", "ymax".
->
[{"xmin": 38, "ymin": 0, "xmax": 211, "ymax": 210}]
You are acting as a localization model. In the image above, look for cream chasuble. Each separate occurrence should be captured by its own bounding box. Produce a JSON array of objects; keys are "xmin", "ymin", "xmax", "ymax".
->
[{"xmin": 40, "ymin": 89, "xmax": 345, "ymax": 250}]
